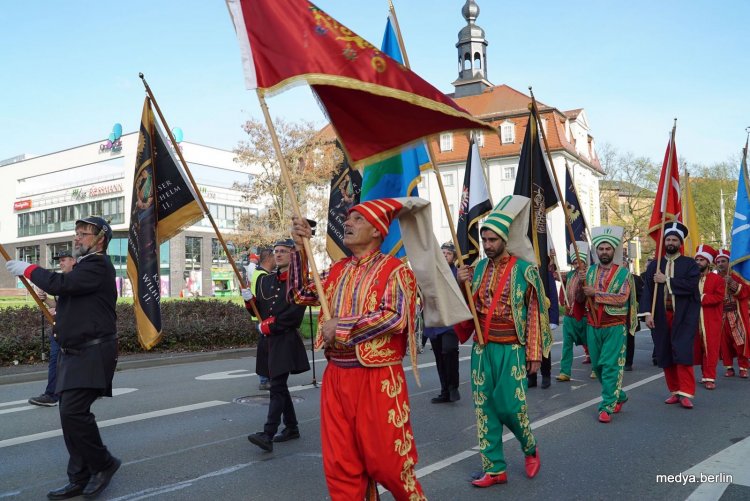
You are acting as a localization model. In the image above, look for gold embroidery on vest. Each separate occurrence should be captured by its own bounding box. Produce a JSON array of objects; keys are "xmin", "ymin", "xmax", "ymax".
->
[{"xmin": 361, "ymin": 334, "xmax": 396, "ymax": 363}]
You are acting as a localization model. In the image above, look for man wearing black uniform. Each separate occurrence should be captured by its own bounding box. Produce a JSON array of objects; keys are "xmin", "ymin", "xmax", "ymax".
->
[
  {"xmin": 6, "ymin": 216, "xmax": 119, "ymax": 499},
  {"xmin": 242, "ymin": 238, "xmax": 310, "ymax": 452}
]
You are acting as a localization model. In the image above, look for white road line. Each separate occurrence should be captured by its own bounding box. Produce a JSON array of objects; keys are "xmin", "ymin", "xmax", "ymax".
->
[
  {"xmin": 0, "ymin": 399, "xmax": 28, "ymax": 408},
  {"xmin": 412, "ymin": 372, "xmax": 665, "ymax": 479},
  {"xmin": 0, "ymin": 400, "xmax": 228, "ymax": 449},
  {"xmin": 685, "ymin": 435, "xmax": 750, "ymax": 500},
  {"xmin": 0, "ymin": 388, "xmax": 137, "ymax": 416},
  {"xmin": 108, "ymin": 462, "xmax": 258, "ymax": 501},
  {"xmin": 0, "ymin": 405, "xmax": 35, "ymax": 415}
]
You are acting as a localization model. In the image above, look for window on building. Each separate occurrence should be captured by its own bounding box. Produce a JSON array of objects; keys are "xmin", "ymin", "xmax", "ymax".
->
[
  {"xmin": 47, "ymin": 242, "xmax": 73, "ymax": 268},
  {"xmin": 212, "ymin": 238, "xmax": 230, "ymax": 266},
  {"xmin": 442, "ymin": 173, "xmax": 454, "ymax": 187},
  {"xmin": 16, "ymin": 196, "xmax": 125, "ymax": 238},
  {"xmin": 501, "ymin": 122, "xmax": 515, "ymax": 144},
  {"xmin": 17, "ymin": 245, "xmax": 40, "ymax": 265},
  {"xmin": 440, "ymin": 133, "xmax": 453, "ymax": 152},
  {"xmin": 503, "ymin": 167, "xmax": 515, "ymax": 180},
  {"xmin": 185, "ymin": 236, "xmax": 202, "ymax": 271}
]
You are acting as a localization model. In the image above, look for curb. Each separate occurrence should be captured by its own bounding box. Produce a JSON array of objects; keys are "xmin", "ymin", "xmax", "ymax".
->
[{"xmin": 0, "ymin": 347, "xmax": 258, "ymax": 386}]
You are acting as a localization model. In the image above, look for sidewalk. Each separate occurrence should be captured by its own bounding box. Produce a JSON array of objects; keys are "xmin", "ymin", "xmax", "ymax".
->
[{"xmin": 0, "ymin": 347, "xmax": 258, "ymax": 386}]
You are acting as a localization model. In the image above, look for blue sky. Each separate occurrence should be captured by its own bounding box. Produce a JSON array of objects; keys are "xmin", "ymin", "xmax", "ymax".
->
[{"xmin": 1, "ymin": 1, "xmax": 748, "ymax": 167}]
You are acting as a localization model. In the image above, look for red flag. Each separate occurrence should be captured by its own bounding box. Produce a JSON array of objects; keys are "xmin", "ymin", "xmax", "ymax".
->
[
  {"xmin": 226, "ymin": 0, "xmax": 493, "ymax": 167},
  {"xmin": 648, "ymin": 128, "xmax": 682, "ymax": 249}
]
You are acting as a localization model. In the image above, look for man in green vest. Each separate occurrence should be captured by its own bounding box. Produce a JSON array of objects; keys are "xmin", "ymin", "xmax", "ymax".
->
[
  {"xmin": 556, "ymin": 241, "xmax": 590, "ymax": 382},
  {"xmin": 583, "ymin": 226, "xmax": 637, "ymax": 423},
  {"xmin": 456, "ymin": 195, "xmax": 551, "ymax": 488}
]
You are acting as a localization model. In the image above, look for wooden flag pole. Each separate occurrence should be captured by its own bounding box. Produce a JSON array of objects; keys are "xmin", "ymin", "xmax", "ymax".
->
[
  {"xmin": 650, "ymin": 119, "xmax": 678, "ymax": 317},
  {"xmin": 255, "ymin": 90, "xmax": 332, "ymax": 322},
  {"xmin": 389, "ymin": 0, "xmax": 485, "ymax": 344},
  {"xmin": 0, "ymin": 243, "xmax": 55, "ymax": 325},
  {"xmin": 139, "ymin": 74, "xmax": 261, "ymax": 319},
  {"xmin": 528, "ymin": 88, "xmax": 595, "ymax": 318}
]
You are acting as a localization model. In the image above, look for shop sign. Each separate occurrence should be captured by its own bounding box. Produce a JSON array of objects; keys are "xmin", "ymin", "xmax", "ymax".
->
[
  {"xmin": 71, "ymin": 183, "xmax": 124, "ymax": 201},
  {"xmin": 13, "ymin": 199, "xmax": 32, "ymax": 211}
]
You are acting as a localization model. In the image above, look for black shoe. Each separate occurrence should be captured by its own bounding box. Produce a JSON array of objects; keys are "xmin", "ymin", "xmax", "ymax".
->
[
  {"xmin": 541, "ymin": 376, "xmax": 551, "ymax": 389},
  {"xmin": 624, "ymin": 365, "xmax": 633, "ymax": 372},
  {"xmin": 431, "ymin": 393, "xmax": 450, "ymax": 404},
  {"xmin": 82, "ymin": 457, "xmax": 120, "ymax": 499},
  {"xmin": 527, "ymin": 375, "xmax": 538, "ymax": 388},
  {"xmin": 47, "ymin": 482, "xmax": 86, "ymax": 500},
  {"xmin": 273, "ymin": 427, "xmax": 300, "ymax": 443},
  {"xmin": 449, "ymin": 388, "xmax": 461, "ymax": 402},
  {"xmin": 29, "ymin": 393, "xmax": 58, "ymax": 407},
  {"xmin": 248, "ymin": 432, "xmax": 273, "ymax": 452}
]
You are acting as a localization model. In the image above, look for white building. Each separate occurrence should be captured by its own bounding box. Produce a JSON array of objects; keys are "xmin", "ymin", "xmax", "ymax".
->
[{"xmin": 0, "ymin": 129, "xmax": 262, "ymax": 296}]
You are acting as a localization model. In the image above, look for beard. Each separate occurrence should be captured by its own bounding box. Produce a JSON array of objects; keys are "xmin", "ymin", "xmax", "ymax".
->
[
  {"xmin": 697, "ymin": 262, "xmax": 708, "ymax": 273},
  {"xmin": 665, "ymin": 243, "xmax": 680, "ymax": 255},
  {"xmin": 598, "ymin": 254, "xmax": 613, "ymax": 265}
]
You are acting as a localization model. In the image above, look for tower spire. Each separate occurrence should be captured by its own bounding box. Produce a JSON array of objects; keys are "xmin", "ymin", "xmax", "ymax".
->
[{"xmin": 452, "ymin": 0, "xmax": 492, "ymax": 98}]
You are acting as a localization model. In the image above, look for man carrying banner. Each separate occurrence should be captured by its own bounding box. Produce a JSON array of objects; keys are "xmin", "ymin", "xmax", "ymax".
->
[
  {"xmin": 6, "ymin": 216, "xmax": 120, "ymax": 499},
  {"xmin": 289, "ymin": 200, "xmax": 425, "ymax": 501},
  {"xmin": 641, "ymin": 222, "xmax": 700, "ymax": 408},
  {"xmin": 556, "ymin": 242, "xmax": 589, "ymax": 382},
  {"xmin": 455, "ymin": 195, "xmax": 550, "ymax": 488},
  {"xmin": 583, "ymin": 227, "xmax": 636, "ymax": 423},
  {"xmin": 243, "ymin": 239, "xmax": 310, "ymax": 452},
  {"xmin": 424, "ymin": 242, "xmax": 461, "ymax": 404},
  {"xmin": 715, "ymin": 249, "xmax": 750, "ymax": 378},
  {"xmin": 692, "ymin": 245, "xmax": 724, "ymax": 389},
  {"xmin": 251, "ymin": 247, "xmax": 275, "ymax": 391}
]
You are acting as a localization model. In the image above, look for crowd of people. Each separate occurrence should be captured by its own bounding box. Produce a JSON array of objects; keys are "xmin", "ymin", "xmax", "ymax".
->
[{"xmin": 5, "ymin": 199, "xmax": 749, "ymax": 500}]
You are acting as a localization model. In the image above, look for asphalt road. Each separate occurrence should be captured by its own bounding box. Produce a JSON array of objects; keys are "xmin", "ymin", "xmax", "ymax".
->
[{"xmin": 1, "ymin": 329, "xmax": 749, "ymax": 501}]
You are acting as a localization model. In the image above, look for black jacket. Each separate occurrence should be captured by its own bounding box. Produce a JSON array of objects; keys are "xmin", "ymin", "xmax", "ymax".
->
[
  {"xmin": 254, "ymin": 270, "xmax": 310, "ymax": 378},
  {"xmin": 30, "ymin": 253, "xmax": 118, "ymax": 395}
]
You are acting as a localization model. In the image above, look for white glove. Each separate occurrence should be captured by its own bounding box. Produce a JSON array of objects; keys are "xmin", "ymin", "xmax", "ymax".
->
[
  {"xmin": 6, "ymin": 260, "xmax": 32, "ymax": 276},
  {"xmin": 240, "ymin": 288, "xmax": 254, "ymax": 301}
]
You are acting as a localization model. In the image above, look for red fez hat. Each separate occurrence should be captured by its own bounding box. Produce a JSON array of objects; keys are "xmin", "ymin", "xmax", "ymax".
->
[
  {"xmin": 694, "ymin": 244, "xmax": 717, "ymax": 263},
  {"xmin": 349, "ymin": 199, "xmax": 404, "ymax": 238},
  {"xmin": 717, "ymin": 249, "xmax": 731, "ymax": 260}
]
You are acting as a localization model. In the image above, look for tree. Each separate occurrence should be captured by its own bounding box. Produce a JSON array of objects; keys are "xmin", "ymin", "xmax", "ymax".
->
[
  {"xmin": 233, "ymin": 118, "xmax": 341, "ymax": 253},
  {"xmin": 598, "ymin": 143, "xmax": 659, "ymax": 257}
]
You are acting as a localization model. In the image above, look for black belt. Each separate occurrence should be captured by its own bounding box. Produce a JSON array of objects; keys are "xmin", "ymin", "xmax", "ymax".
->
[{"xmin": 60, "ymin": 335, "xmax": 117, "ymax": 355}]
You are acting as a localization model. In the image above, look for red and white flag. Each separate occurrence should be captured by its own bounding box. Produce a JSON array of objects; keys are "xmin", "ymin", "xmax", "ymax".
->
[{"xmin": 648, "ymin": 126, "xmax": 682, "ymax": 250}]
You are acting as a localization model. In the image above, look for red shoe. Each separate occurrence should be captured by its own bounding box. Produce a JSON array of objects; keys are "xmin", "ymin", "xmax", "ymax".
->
[
  {"xmin": 613, "ymin": 400, "xmax": 626, "ymax": 413},
  {"xmin": 664, "ymin": 395, "xmax": 679, "ymax": 404},
  {"xmin": 725, "ymin": 368, "xmax": 735, "ymax": 377},
  {"xmin": 525, "ymin": 450, "xmax": 540, "ymax": 478},
  {"xmin": 740, "ymin": 369, "xmax": 748, "ymax": 379},
  {"xmin": 680, "ymin": 397, "xmax": 693, "ymax": 409},
  {"xmin": 598, "ymin": 411, "xmax": 611, "ymax": 423},
  {"xmin": 704, "ymin": 381, "xmax": 716, "ymax": 390},
  {"xmin": 471, "ymin": 472, "xmax": 508, "ymax": 487}
]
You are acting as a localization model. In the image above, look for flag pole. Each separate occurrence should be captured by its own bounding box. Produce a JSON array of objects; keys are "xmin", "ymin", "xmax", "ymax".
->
[
  {"xmin": 389, "ymin": 0, "xmax": 485, "ymax": 345},
  {"xmin": 138, "ymin": 74, "xmax": 262, "ymax": 319},
  {"xmin": 255, "ymin": 90, "xmax": 332, "ymax": 322},
  {"xmin": 0, "ymin": 244, "xmax": 55, "ymax": 325},
  {"xmin": 650, "ymin": 119, "xmax": 677, "ymax": 316},
  {"xmin": 528, "ymin": 88, "xmax": 594, "ymax": 318}
]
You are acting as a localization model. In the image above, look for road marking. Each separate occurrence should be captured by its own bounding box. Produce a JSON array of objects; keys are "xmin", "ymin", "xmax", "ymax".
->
[
  {"xmin": 108, "ymin": 462, "xmax": 258, "ymax": 501},
  {"xmin": 685, "ymin": 435, "xmax": 750, "ymax": 500},
  {"xmin": 196, "ymin": 370, "xmax": 253, "ymax": 380},
  {"xmin": 0, "ymin": 388, "xmax": 138, "ymax": 416},
  {"xmin": 412, "ymin": 372, "xmax": 665, "ymax": 479},
  {"xmin": 0, "ymin": 400, "xmax": 228, "ymax": 449}
]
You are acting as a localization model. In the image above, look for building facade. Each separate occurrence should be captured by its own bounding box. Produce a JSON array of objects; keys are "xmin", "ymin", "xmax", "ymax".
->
[{"xmin": 0, "ymin": 130, "xmax": 261, "ymax": 296}]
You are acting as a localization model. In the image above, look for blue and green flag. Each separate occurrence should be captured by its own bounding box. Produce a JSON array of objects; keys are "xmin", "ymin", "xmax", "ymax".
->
[
  {"xmin": 730, "ymin": 137, "xmax": 750, "ymax": 284},
  {"xmin": 360, "ymin": 15, "xmax": 428, "ymax": 258}
]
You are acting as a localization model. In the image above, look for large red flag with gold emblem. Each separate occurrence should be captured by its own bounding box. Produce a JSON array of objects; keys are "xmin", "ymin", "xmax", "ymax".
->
[
  {"xmin": 226, "ymin": 0, "xmax": 493, "ymax": 168},
  {"xmin": 648, "ymin": 130, "xmax": 682, "ymax": 248}
]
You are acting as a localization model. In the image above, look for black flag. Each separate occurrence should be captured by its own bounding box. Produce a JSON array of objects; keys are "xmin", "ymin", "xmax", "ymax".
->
[
  {"xmin": 326, "ymin": 144, "xmax": 362, "ymax": 261},
  {"xmin": 564, "ymin": 162, "xmax": 588, "ymax": 258},
  {"xmin": 456, "ymin": 137, "xmax": 492, "ymax": 265}
]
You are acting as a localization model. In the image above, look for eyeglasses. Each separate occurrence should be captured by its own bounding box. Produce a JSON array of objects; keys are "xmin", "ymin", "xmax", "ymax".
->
[{"xmin": 74, "ymin": 231, "xmax": 96, "ymax": 239}]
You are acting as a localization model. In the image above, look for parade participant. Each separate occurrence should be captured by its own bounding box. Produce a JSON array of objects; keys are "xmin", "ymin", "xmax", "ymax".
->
[
  {"xmin": 424, "ymin": 241, "xmax": 461, "ymax": 403},
  {"xmin": 625, "ymin": 272, "xmax": 645, "ymax": 371},
  {"xmin": 6, "ymin": 216, "xmax": 120, "ymax": 499},
  {"xmin": 556, "ymin": 242, "xmax": 589, "ymax": 382},
  {"xmin": 715, "ymin": 249, "xmax": 750, "ymax": 378},
  {"xmin": 455, "ymin": 195, "xmax": 551, "ymax": 488},
  {"xmin": 251, "ymin": 247, "xmax": 275, "ymax": 391},
  {"xmin": 288, "ymin": 200, "xmax": 425, "ymax": 501},
  {"xmin": 583, "ymin": 227, "xmax": 636, "ymax": 423},
  {"xmin": 691, "ymin": 245, "xmax": 724, "ymax": 389},
  {"xmin": 28, "ymin": 251, "xmax": 76, "ymax": 407},
  {"xmin": 641, "ymin": 221, "xmax": 700, "ymax": 408},
  {"xmin": 243, "ymin": 239, "xmax": 310, "ymax": 452}
]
